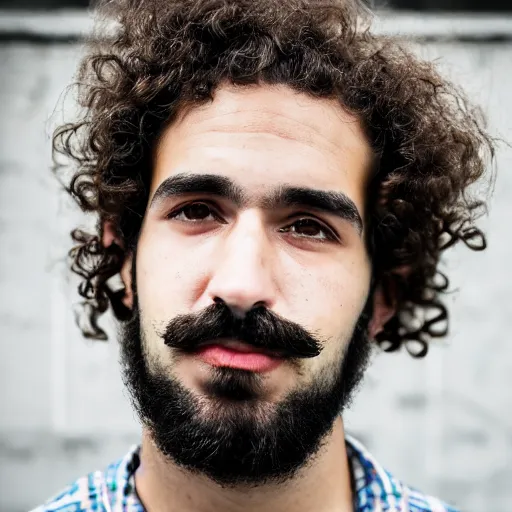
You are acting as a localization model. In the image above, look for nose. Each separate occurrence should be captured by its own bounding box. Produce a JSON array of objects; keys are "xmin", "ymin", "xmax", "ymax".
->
[{"xmin": 206, "ymin": 213, "xmax": 276, "ymax": 317}]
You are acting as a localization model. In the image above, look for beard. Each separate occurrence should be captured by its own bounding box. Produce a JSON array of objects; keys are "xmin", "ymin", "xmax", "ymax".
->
[{"xmin": 119, "ymin": 299, "xmax": 373, "ymax": 488}]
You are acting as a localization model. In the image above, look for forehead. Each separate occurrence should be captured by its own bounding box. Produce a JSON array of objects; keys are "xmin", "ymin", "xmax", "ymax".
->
[{"xmin": 153, "ymin": 84, "xmax": 373, "ymax": 210}]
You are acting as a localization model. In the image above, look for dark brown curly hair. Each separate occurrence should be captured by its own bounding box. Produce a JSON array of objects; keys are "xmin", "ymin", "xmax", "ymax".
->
[{"xmin": 53, "ymin": 0, "xmax": 494, "ymax": 356}]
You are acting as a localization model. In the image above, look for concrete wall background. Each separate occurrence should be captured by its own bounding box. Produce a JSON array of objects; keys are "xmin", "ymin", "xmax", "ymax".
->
[{"xmin": 0, "ymin": 12, "xmax": 511, "ymax": 512}]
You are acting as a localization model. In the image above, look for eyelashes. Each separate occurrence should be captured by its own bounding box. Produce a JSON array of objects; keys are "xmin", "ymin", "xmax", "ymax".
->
[
  {"xmin": 278, "ymin": 218, "xmax": 338, "ymax": 242},
  {"xmin": 167, "ymin": 201, "xmax": 340, "ymax": 243},
  {"xmin": 167, "ymin": 201, "xmax": 223, "ymax": 223}
]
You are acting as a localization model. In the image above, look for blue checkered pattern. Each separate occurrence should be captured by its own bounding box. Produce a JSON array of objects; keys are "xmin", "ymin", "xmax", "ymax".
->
[{"xmin": 31, "ymin": 435, "xmax": 460, "ymax": 512}]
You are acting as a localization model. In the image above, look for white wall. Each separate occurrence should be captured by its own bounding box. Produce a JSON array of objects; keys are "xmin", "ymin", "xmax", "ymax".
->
[{"xmin": 0, "ymin": 15, "xmax": 511, "ymax": 512}]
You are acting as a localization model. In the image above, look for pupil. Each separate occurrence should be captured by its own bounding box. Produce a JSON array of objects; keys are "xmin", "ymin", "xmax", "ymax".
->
[
  {"xmin": 187, "ymin": 203, "xmax": 210, "ymax": 219},
  {"xmin": 296, "ymin": 219, "xmax": 319, "ymax": 236}
]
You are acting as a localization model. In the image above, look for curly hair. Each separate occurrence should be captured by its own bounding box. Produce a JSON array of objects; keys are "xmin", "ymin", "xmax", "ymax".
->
[{"xmin": 53, "ymin": 0, "xmax": 494, "ymax": 356}]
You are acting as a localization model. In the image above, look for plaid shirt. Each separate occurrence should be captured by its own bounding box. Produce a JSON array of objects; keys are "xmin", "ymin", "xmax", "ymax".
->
[{"xmin": 31, "ymin": 435, "xmax": 460, "ymax": 512}]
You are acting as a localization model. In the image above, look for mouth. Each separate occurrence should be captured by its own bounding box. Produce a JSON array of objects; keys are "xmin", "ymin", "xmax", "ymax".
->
[{"xmin": 193, "ymin": 340, "xmax": 285, "ymax": 373}]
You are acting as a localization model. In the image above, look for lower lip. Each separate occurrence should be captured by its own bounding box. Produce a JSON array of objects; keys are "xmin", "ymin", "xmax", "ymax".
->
[{"xmin": 196, "ymin": 345, "xmax": 283, "ymax": 373}]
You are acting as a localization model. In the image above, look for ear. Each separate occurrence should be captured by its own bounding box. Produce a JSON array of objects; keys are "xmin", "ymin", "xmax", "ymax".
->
[
  {"xmin": 119, "ymin": 254, "xmax": 134, "ymax": 310},
  {"xmin": 368, "ymin": 284, "xmax": 396, "ymax": 339},
  {"xmin": 102, "ymin": 220, "xmax": 134, "ymax": 310}
]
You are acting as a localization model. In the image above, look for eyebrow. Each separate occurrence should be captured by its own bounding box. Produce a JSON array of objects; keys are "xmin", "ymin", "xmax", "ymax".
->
[
  {"xmin": 149, "ymin": 173, "xmax": 245, "ymax": 208},
  {"xmin": 149, "ymin": 173, "xmax": 363, "ymax": 235},
  {"xmin": 264, "ymin": 187, "xmax": 363, "ymax": 235}
]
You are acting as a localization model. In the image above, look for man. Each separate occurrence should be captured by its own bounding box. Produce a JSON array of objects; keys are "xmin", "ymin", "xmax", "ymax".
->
[{"xmin": 34, "ymin": 0, "xmax": 493, "ymax": 510}]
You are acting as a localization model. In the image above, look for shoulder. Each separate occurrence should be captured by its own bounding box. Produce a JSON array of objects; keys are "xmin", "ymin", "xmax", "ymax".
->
[
  {"xmin": 345, "ymin": 434, "xmax": 461, "ymax": 512},
  {"xmin": 402, "ymin": 485, "xmax": 460, "ymax": 512},
  {"xmin": 385, "ymin": 470, "xmax": 461, "ymax": 512},
  {"xmin": 29, "ymin": 470, "xmax": 111, "ymax": 512},
  {"xmin": 29, "ymin": 446, "xmax": 139, "ymax": 512}
]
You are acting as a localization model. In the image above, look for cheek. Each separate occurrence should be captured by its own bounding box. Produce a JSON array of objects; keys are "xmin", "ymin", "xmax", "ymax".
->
[
  {"xmin": 293, "ymin": 260, "xmax": 370, "ymax": 333},
  {"xmin": 286, "ymin": 256, "xmax": 370, "ymax": 375},
  {"xmin": 135, "ymin": 227, "xmax": 212, "ymax": 322}
]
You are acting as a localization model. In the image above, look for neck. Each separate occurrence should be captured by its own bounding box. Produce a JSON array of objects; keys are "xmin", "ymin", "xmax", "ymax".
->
[{"xmin": 134, "ymin": 417, "xmax": 353, "ymax": 512}]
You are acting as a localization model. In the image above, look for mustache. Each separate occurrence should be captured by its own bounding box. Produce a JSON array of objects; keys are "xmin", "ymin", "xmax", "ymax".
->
[{"xmin": 159, "ymin": 301, "xmax": 323, "ymax": 359}]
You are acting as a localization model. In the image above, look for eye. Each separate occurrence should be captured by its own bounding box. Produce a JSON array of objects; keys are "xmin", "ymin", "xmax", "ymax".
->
[
  {"xmin": 279, "ymin": 218, "xmax": 337, "ymax": 241},
  {"xmin": 168, "ymin": 202, "xmax": 218, "ymax": 222}
]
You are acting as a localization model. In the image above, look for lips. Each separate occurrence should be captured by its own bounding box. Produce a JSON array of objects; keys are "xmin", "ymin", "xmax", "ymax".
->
[{"xmin": 195, "ymin": 341, "xmax": 284, "ymax": 373}]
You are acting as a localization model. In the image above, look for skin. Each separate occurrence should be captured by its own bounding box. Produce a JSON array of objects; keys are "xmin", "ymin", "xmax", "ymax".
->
[{"xmin": 115, "ymin": 83, "xmax": 394, "ymax": 511}]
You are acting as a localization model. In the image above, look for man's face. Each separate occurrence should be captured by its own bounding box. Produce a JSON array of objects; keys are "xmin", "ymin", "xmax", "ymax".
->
[{"xmin": 122, "ymin": 83, "xmax": 375, "ymax": 485}]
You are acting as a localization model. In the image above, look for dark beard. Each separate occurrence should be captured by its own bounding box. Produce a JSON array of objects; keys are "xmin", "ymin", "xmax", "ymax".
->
[{"xmin": 119, "ymin": 301, "xmax": 373, "ymax": 488}]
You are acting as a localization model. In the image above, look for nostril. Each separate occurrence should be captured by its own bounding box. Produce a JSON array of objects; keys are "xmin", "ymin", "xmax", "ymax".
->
[
  {"xmin": 213, "ymin": 298, "xmax": 247, "ymax": 319},
  {"xmin": 213, "ymin": 297, "xmax": 267, "ymax": 319}
]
